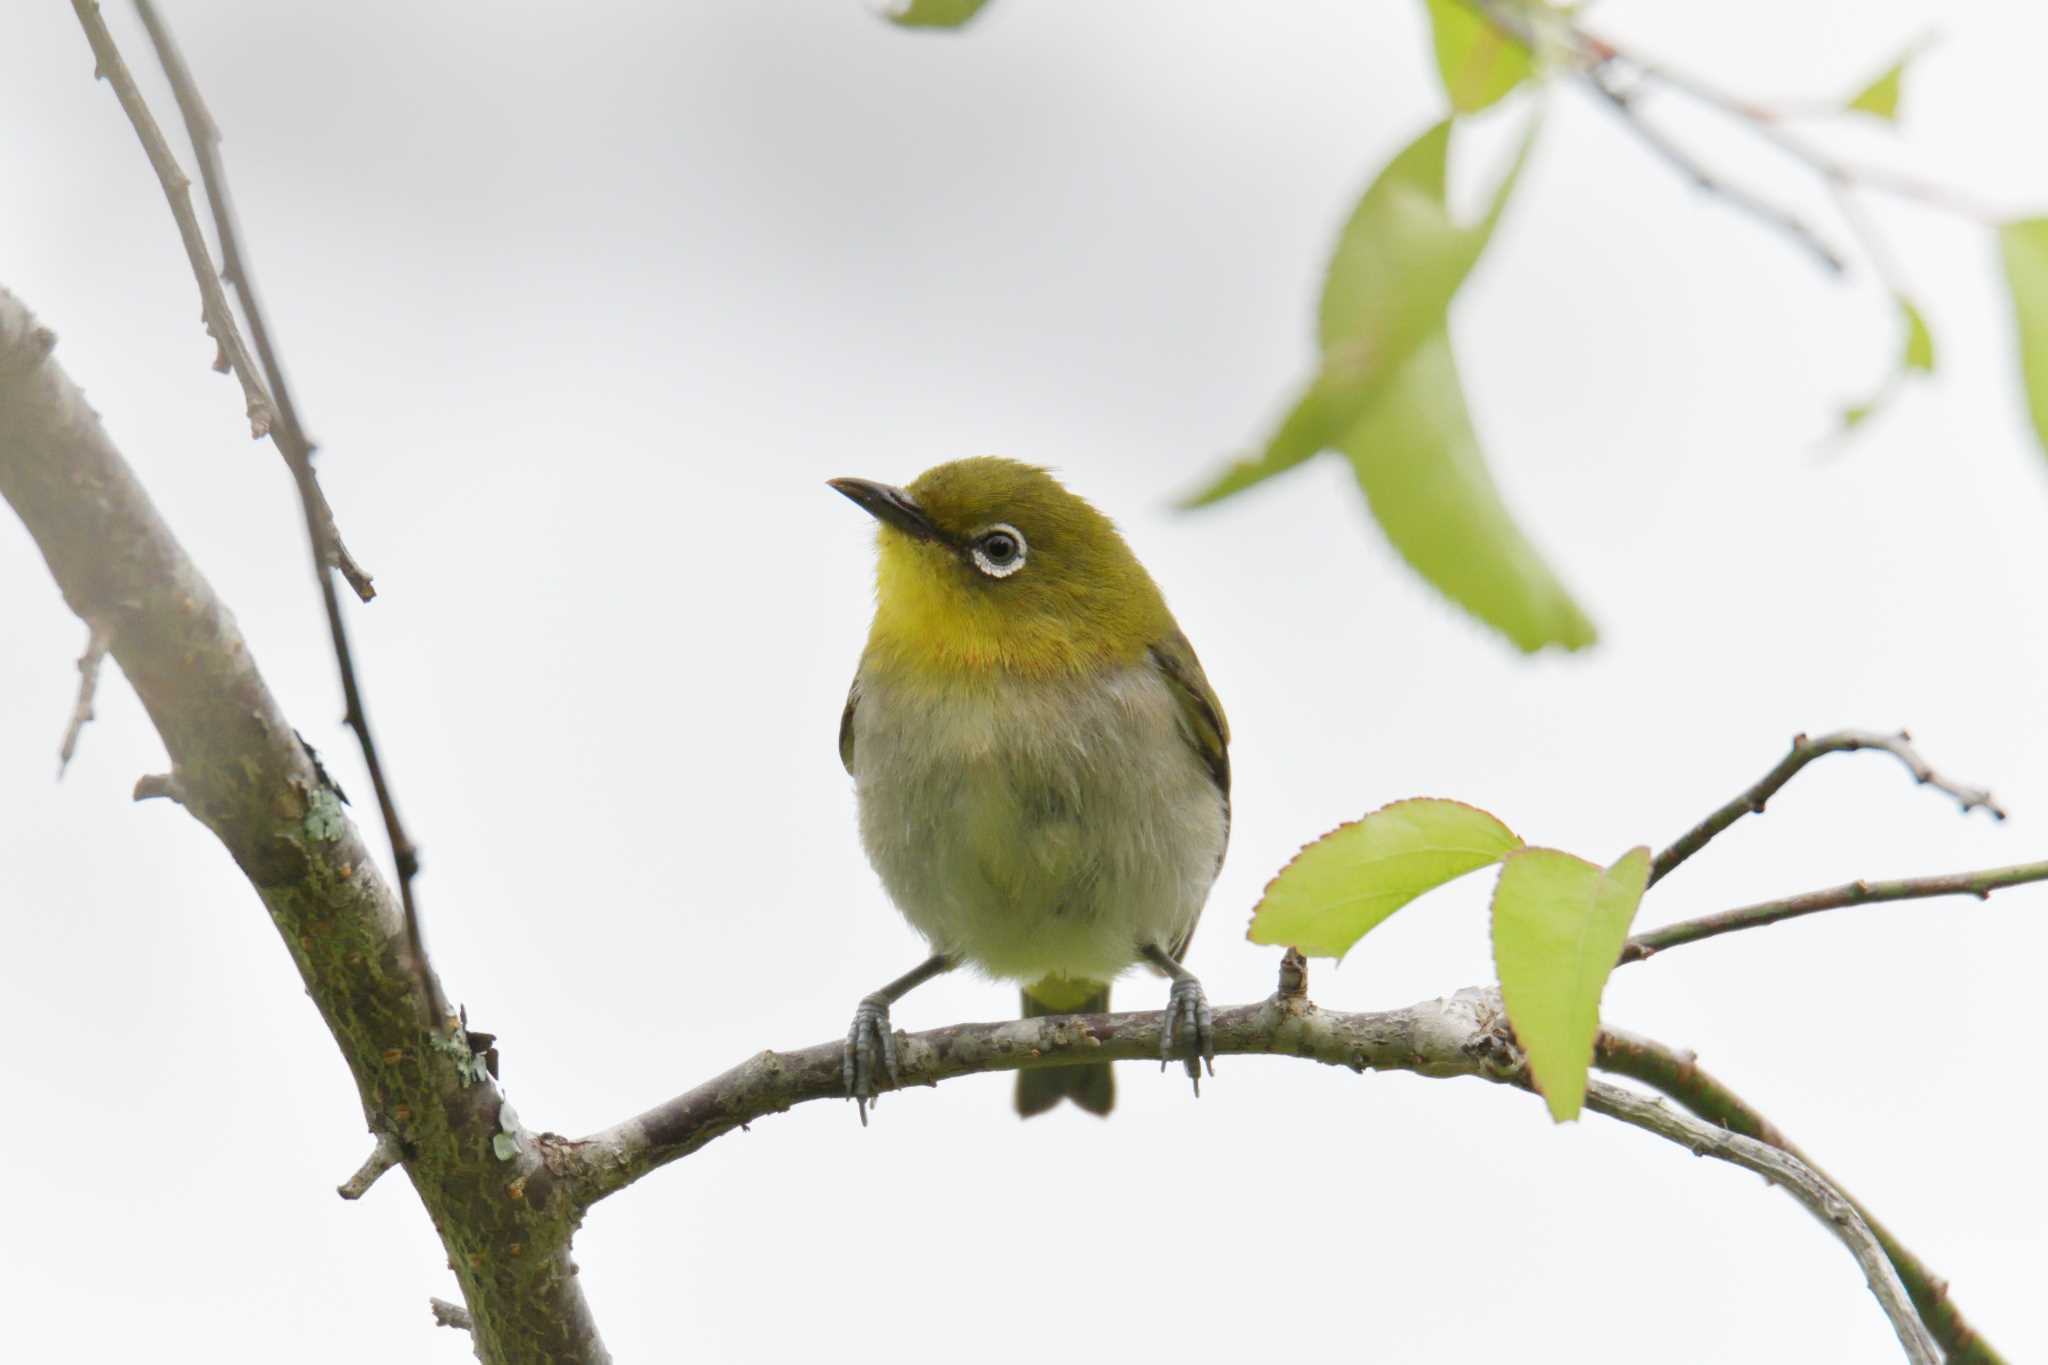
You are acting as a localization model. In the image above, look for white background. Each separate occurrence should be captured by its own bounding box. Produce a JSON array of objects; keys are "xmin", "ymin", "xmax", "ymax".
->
[{"xmin": 2, "ymin": 2, "xmax": 2043, "ymax": 1360}]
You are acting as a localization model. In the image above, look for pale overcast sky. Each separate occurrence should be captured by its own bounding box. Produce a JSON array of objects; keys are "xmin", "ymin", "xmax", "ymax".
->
[{"xmin": 3, "ymin": 2, "xmax": 2045, "ymax": 1360}]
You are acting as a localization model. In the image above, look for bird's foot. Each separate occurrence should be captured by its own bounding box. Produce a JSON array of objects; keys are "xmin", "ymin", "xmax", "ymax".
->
[
  {"xmin": 1160, "ymin": 974, "xmax": 1215, "ymax": 1096},
  {"xmin": 842, "ymin": 994, "xmax": 900, "ymax": 1126}
]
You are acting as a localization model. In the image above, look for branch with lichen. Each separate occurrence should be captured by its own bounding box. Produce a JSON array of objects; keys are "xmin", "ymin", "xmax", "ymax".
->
[{"xmin": 0, "ymin": 285, "xmax": 606, "ymax": 1365}]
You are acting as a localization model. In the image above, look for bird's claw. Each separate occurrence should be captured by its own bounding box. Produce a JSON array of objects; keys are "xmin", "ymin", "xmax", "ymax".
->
[
  {"xmin": 842, "ymin": 995, "xmax": 899, "ymax": 1125},
  {"xmin": 1160, "ymin": 976, "xmax": 1215, "ymax": 1096}
]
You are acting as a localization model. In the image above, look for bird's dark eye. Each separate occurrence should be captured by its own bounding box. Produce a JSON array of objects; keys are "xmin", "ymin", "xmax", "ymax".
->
[{"xmin": 969, "ymin": 523, "xmax": 1028, "ymax": 578}]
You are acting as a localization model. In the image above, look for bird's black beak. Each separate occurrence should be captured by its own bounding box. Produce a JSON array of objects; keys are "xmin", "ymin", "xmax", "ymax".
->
[{"xmin": 828, "ymin": 477, "xmax": 944, "ymax": 543}]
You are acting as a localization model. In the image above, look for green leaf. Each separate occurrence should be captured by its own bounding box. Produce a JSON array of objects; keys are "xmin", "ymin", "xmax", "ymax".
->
[
  {"xmin": 884, "ymin": 0, "xmax": 990, "ymax": 29},
  {"xmin": 1248, "ymin": 798, "xmax": 1522, "ymax": 958},
  {"xmin": 1317, "ymin": 118, "xmax": 1531, "ymax": 354},
  {"xmin": 1491, "ymin": 845, "xmax": 1650, "ymax": 1123},
  {"xmin": 1845, "ymin": 53, "xmax": 1910, "ymax": 121},
  {"xmin": 1832, "ymin": 295, "xmax": 1936, "ymax": 438},
  {"xmin": 1343, "ymin": 331, "xmax": 1597, "ymax": 651},
  {"xmin": 1423, "ymin": 0, "xmax": 1534, "ymax": 114},
  {"xmin": 492, "ymin": 1132, "xmax": 520, "ymax": 1161},
  {"xmin": 1181, "ymin": 116, "xmax": 1535, "ymax": 507},
  {"xmin": 1901, "ymin": 296, "xmax": 1935, "ymax": 372},
  {"xmin": 2000, "ymin": 218, "xmax": 2048, "ymax": 460}
]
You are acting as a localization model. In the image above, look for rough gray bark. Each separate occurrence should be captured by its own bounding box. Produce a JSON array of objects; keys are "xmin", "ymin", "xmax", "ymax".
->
[{"xmin": 0, "ymin": 286, "xmax": 607, "ymax": 1365}]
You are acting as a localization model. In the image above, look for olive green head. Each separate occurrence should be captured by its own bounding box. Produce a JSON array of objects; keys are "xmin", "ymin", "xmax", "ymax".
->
[{"xmin": 830, "ymin": 457, "xmax": 1172, "ymax": 677}]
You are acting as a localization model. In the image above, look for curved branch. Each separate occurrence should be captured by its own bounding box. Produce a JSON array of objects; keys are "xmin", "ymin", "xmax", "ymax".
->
[
  {"xmin": 562, "ymin": 990, "xmax": 1520, "ymax": 1203},
  {"xmin": 1650, "ymin": 729, "xmax": 2005, "ymax": 889},
  {"xmin": 1598, "ymin": 1029, "xmax": 2007, "ymax": 1364},
  {"xmin": 1582, "ymin": 1079, "xmax": 1940, "ymax": 1365},
  {"xmin": 566, "ymin": 993, "xmax": 1954, "ymax": 1360},
  {"xmin": 0, "ymin": 287, "xmax": 604, "ymax": 1365}
]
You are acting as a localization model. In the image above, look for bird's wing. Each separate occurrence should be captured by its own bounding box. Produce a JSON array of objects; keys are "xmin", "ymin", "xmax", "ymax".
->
[
  {"xmin": 1148, "ymin": 630, "xmax": 1231, "ymax": 963},
  {"xmin": 838, "ymin": 674, "xmax": 861, "ymax": 776},
  {"xmin": 1148, "ymin": 629, "xmax": 1229, "ymax": 797}
]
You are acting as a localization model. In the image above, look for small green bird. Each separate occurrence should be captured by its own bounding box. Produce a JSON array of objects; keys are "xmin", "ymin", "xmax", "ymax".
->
[{"xmin": 830, "ymin": 457, "xmax": 1230, "ymax": 1120}]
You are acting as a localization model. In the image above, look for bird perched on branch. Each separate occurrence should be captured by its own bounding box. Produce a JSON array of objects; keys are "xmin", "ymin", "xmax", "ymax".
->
[{"xmin": 830, "ymin": 457, "xmax": 1230, "ymax": 1121}]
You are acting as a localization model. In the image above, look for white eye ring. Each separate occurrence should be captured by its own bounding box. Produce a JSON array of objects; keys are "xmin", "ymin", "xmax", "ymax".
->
[{"xmin": 969, "ymin": 523, "xmax": 1028, "ymax": 578}]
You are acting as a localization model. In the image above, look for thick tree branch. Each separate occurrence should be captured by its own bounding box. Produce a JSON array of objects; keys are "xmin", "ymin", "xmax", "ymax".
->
[
  {"xmin": 0, "ymin": 287, "xmax": 605, "ymax": 1365},
  {"xmin": 1650, "ymin": 728, "xmax": 2004, "ymax": 888},
  {"xmin": 1621, "ymin": 857, "xmax": 2048, "ymax": 963},
  {"xmin": 1581, "ymin": 1079, "xmax": 1940, "ymax": 1365},
  {"xmin": 1597, "ymin": 1029, "xmax": 2006, "ymax": 1364}
]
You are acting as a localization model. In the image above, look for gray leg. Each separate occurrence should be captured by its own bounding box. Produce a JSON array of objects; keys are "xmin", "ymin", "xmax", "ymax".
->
[
  {"xmin": 1141, "ymin": 943, "xmax": 1215, "ymax": 1096},
  {"xmin": 843, "ymin": 952, "xmax": 957, "ymax": 1125}
]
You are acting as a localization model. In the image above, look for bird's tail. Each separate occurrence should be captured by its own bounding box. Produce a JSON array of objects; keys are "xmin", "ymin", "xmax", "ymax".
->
[{"xmin": 1015, "ymin": 981, "xmax": 1114, "ymax": 1118}]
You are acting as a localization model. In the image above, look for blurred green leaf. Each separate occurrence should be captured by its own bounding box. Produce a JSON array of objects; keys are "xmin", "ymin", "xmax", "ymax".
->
[
  {"xmin": 1901, "ymin": 297, "xmax": 1936, "ymax": 372},
  {"xmin": 1183, "ymin": 116, "xmax": 1534, "ymax": 506},
  {"xmin": 1249, "ymin": 799, "xmax": 1522, "ymax": 958},
  {"xmin": 885, "ymin": 0, "xmax": 990, "ymax": 29},
  {"xmin": 1492, "ymin": 845, "xmax": 1650, "ymax": 1123},
  {"xmin": 1845, "ymin": 52, "xmax": 1910, "ymax": 121},
  {"xmin": 1317, "ymin": 118, "xmax": 1531, "ymax": 353},
  {"xmin": 2000, "ymin": 219, "xmax": 2048, "ymax": 460},
  {"xmin": 1423, "ymin": 0, "xmax": 1534, "ymax": 114},
  {"xmin": 1833, "ymin": 295, "xmax": 1936, "ymax": 437},
  {"xmin": 1344, "ymin": 331, "xmax": 1597, "ymax": 652}
]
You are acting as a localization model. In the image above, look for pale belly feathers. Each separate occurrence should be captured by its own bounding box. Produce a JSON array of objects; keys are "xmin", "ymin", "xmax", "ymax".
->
[{"xmin": 850, "ymin": 663, "xmax": 1227, "ymax": 984}]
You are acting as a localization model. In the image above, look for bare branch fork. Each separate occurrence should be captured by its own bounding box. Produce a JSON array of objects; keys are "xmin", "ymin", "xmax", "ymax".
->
[
  {"xmin": 1462, "ymin": 0, "xmax": 2000, "ymax": 289},
  {"xmin": 68, "ymin": 0, "xmax": 372, "ymax": 602},
  {"xmin": 1649, "ymin": 728, "xmax": 2004, "ymax": 888},
  {"xmin": 72, "ymin": 0, "xmax": 439, "ymax": 1023}
]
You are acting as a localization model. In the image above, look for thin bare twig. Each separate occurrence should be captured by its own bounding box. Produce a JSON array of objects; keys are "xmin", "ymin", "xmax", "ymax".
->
[
  {"xmin": 1650, "ymin": 729, "xmax": 2004, "ymax": 888},
  {"xmin": 1597, "ymin": 1029, "xmax": 2006, "ymax": 1364},
  {"xmin": 1622, "ymin": 857, "xmax": 2048, "ymax": 962},
  {"xmin": 1580, "ymin": 27, "xmax": 2003, "ymax": 225},
  {"xmin": 68, "ymin": 1, "xmax": 273, "ymax": 437},
  {"xmin": 124, "ymin": 0, "xmax": 439, "ymax": 1021},
  {"xmin": 1583, "ymin": 1078, "xmax": 1940, "ymax": 1365},
  {"xmin": 1462, "ymin": 0, "xmax": 1848, "ymax": 272},
  {"xmin": 56, "ymin": 620, "xmax": 112, "ymax": 778},
  {"xmin": 1583, "ymin": 71, "xmax": 1847, "ymax": 274},
  {"xmin": 337, "ymin": 1133, "xmax": 404, "ymax": 1201},
  {"xmin": 128, "ymin": 0, "xmax": 374, "ymax": 604}
]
